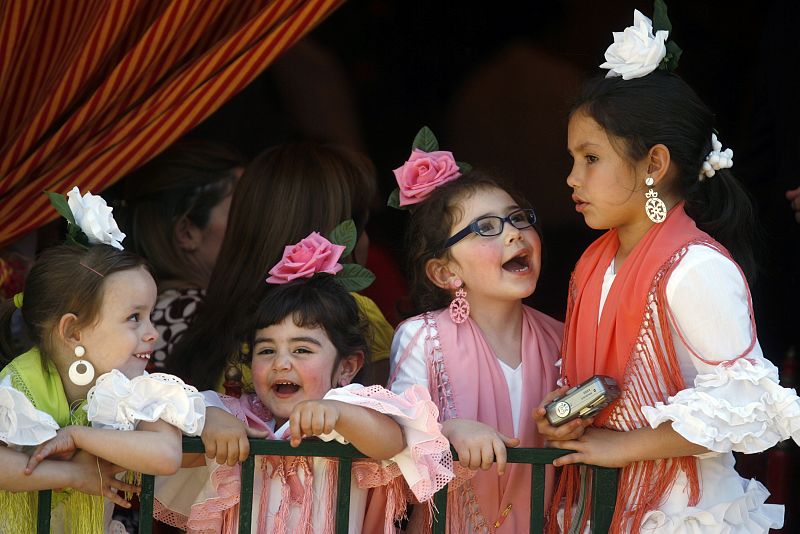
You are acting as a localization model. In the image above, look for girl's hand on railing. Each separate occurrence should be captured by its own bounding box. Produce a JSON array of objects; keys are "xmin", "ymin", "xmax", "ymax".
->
[
  {"xmin": 441, "ymin": 419, "xmax": 520, "ymax": 476},
  {"xmin": 201, "ymin": 407, "xmax": 268, "ymax": 466},
  {"xmin": 532, "ymin": 387, "xmax": 594, "ymax": 443},
  {"xmin": 24, "ymin": 426, "xmax": 80, "ymax": 474},
  {"xmin": 549, "ymin": 427, "xmax": 631, "ymax": 468},
  {"xmin": 288, "ymin": 399, "xmax": 342, "ymax": 447},
  {"xmin": 69, "ymin": 450, "xmax": 138, "ymax": 508}
]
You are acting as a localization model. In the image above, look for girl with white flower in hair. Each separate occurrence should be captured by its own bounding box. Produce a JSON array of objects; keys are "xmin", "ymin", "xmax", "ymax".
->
[
  {"xmin": 533, "ymin": 3, "xmax": 800, "ymax": 533},
  {"xmin": 0, "ymin": 187, "xmax": 206, "ymax": 533}
]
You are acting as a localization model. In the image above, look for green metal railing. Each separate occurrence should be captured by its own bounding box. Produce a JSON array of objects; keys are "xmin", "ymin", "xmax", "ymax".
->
[{"xmin": 36, "ymin": 437, "xmax": 618, "ymax": 533}]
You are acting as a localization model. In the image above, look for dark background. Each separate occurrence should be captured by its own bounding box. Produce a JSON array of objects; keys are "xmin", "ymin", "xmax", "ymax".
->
[{"xmin": 185, "ymin": 1, "xmax": 799, "ymax": 526}]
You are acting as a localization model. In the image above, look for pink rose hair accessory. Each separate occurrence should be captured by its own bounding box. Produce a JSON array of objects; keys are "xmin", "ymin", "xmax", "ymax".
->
[
  {"xmin": 388, "ymin": 126, "xmax": 472, "ymax": 209},
  {"xmin": 266, "ymin": 220, "xmax": 376, "ymax": 293}
]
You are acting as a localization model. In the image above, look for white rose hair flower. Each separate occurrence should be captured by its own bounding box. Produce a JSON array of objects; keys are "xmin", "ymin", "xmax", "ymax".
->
[
  {"xmin": 65, "ymin": 186, "xmax": 126, "ymax": 250},
  {"xmin": 43, "ymin": 186, "xmax": 127, "ymax": 251},
  {"xmin": 600, "ymin": 10, "xmax": 668, "ymax": 80}
]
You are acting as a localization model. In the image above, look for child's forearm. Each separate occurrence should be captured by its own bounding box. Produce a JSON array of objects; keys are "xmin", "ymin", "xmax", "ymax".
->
[
  {"xmin": 1, "ymin": 447, "xmax": 78, "ymax": 491},
  {"xmin": 73, "ymin": 421, "xmax": 182, "ymax": 475},
  {"xmin": 334, "ymin": 403, "xmax": 405, "ymax": 460},
  {"xmin": 627, "ymin": 422, "xmax": 709, "ymax": 461}
]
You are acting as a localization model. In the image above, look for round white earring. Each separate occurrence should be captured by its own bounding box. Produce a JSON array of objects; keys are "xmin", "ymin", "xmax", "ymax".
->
[
  {"xmin": 644, "ymin": 176, "xmax": 667, "ymax": 224},
  {"xmin": 68, "ymin": 345, "xmax": 95, "ymax": 386}
]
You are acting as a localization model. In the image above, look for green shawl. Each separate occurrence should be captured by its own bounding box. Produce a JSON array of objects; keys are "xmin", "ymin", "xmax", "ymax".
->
[{"xmin": 0, "ymin": 348, "xmax": 104, "ymax": 534}]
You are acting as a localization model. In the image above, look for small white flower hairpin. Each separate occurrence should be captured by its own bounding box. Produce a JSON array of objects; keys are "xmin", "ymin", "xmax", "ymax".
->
[{"xmin": 700, "ymin": 133, "xmax": 733, "ymax": 181}]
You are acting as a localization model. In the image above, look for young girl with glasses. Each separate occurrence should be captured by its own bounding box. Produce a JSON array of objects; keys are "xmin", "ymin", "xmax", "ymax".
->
[{"xmin": 389, "ymin": 140, "xmax": 564, "ymax": 531}]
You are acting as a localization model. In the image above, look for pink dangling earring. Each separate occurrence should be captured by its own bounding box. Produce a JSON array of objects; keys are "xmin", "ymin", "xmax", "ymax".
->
[{"xmin": 448, "ymin": 279, "xmax": 470, "ymax": 324}]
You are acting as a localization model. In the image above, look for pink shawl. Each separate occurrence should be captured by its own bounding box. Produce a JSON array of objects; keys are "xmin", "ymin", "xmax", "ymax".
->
[{"xmin": 392, "ymin": 305, "xmax": 562, "ymax": 532}]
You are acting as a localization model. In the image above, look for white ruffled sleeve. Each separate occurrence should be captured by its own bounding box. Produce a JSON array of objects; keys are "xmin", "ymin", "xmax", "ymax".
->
[
  {"xmin": 319, "ymin": 383, "xmax": 454, "ymax": 502},
  {"xmin": 641, "ymin": 246, "xmax": 800, "ymax": 454},
  {"xmin": 86, "ymin": 369, "xmax": 206, "ymax": 436},
  {"xmin": 0, "ymin": 375, "xmax": 59, "ymax": 447},
  {"xmin": 389, "ymin": 318, "xmax": 429, "ymax": 394}
]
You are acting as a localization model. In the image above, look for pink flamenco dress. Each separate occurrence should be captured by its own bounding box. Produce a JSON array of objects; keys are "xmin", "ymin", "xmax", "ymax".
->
[{"xmin": 153, "ymin": 383, "xmax": 454, "ymax": 534}]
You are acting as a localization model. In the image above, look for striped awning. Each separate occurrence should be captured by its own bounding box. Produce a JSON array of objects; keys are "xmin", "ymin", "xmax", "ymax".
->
[{"xmin": 0, "ymin": 0, "xmax": 342, "ymax": 250}]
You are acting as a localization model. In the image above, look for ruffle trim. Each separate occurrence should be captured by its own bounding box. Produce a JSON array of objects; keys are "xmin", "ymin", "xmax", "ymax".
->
[
  {"xmin": 640, "ymin": 478, "xmax": 783, "ymax": 533},
  {"xmin": 86, "ymin": 369, "xmax": 206, "ymax": 435},
  {"xmin": 642, "ymin": 358, "xmax": 800, "ymax": 453},
  {"xmin": 0, "ymin": 376, "xmax": 58, "ymax": 446}
]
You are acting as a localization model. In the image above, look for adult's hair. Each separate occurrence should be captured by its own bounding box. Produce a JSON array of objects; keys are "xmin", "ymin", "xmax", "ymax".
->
[
  {"xmin": 166, "ymin": 142, "xmax": 377, "ymax": 389},
  {"xmin": 0, "ymin": 244, "xmax": 151, "ymax": 364},
  {"xmin": 249, "ymin": 275, "xmax": 371, "ymax": 384},
  {"xmin": 118, "ymin": 140, "xmax": 243, "ymax": 290},
  {"xmin": 572, "ymin": 71, "xmax": 756, "ymax": 280},
  {"xmin": 405, "ymin": 169, "xmax": 535, "ymax": 316}
]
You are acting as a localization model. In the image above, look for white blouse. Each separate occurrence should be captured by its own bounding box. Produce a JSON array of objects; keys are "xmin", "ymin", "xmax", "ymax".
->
[{"xmin": 600, "ymin": 244, "xmax": 798, "ymax": 532}]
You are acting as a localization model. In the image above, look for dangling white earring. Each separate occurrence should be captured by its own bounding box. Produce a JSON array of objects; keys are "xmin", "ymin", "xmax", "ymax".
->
[
  {"xmin": 68, "ymin": 345, "xmax": 95, "ymax": 386},
  {"xmin": 644, "ymin": 176, "xmax": 667, "ymax": 224}
]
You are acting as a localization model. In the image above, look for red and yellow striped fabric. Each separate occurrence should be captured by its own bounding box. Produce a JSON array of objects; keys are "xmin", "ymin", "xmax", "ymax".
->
[{"xmin": 0, "ymin": 0, "xmax": 342, "ymax": 250}]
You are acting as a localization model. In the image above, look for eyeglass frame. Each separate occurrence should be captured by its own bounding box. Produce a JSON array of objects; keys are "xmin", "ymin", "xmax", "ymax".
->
[{"xmin": 443, "ymin": 208, "xmax": 537, "ymax": 249}]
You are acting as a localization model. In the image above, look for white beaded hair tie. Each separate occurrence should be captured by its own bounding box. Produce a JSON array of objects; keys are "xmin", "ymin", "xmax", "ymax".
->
[{"xmin": 699, "ymin": 133, "xmax": 733, "ymax": 181}]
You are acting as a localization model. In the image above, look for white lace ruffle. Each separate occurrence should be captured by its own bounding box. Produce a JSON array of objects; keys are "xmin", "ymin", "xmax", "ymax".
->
[
  {"xmin": 642, "ymin": 357, "xmax": 800, "ymax": 453},
  {"xmin": 86, "ymin": 369, "xmax": 205, "ymax": 436},
  {"xmin": 640, "ymin": 477, "xmax": 783, "ymax": 533},
  {"xmin": 0, "ymin": 376, "xmax": 59, "ymax": 446}
]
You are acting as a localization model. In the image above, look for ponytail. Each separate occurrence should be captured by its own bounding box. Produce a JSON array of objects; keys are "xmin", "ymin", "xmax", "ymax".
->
[{"xmin": 684, "ymin": 167, "xmax": 757, "ymax": 281}]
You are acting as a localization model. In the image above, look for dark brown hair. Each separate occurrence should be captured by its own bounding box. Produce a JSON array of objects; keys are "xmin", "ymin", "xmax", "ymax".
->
[
  {"xmin": 405, "ymin": 169, "xmax": 534, "ymax": 315},
  {"xmin": 0, "ymin": 244, "xmax": 151, "ymax": 364},
  {"xmin": 249, "ymin": 275, "xmax": 371, "ymax": 385},
  {"xmin": 117, "ymin": 140, "xmax": 244, "ymax": 289},
  {"xmin": 166, "ymin": 142, "xmax": 377, "ymax": 389},
  {"xmin": 572, "ymin": 71, "xmax": 756, "ymax": 280}
]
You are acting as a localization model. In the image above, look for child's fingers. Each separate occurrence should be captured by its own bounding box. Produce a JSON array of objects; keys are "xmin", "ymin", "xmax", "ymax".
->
[
  {"xmin": 225, "ymin": 442, "xmax": 240, "ymax": 466},
  {"xmin": 479, "ymin": 440, "xmax": 495, "ymax": 471},
  {"xmin": 493, "ymin": 438, "xmax": 508, "ymax": 476},
  {"xmin": 541, "ymin": 386, "xmax": 570, "ymax": 406},
  {"xmin": 110, "ymin": 476, "xmax": 140, "ymax": 495},
  {"xmin": 203, "ymin": 437, "xmax": 217, "ymax": 460},
  {"xmin": 104, "ymin": 485, "xmax": 131, "ymax": 508},
  {"xmin": 238, "ymin": 434, "xmax": 251, "ymax": 463},
  {"xmin": 552, "ymin": 451, "xmax": 584, "ymax": 467},
  {"xmin": 300, "ymin": 409, "xmax": 314, "ymax": 437},
  {"xmin": 456, "ymin": 447, "xmax": 472, "ymax": 470},
  {"xmin": 289, "ymin": 411, "xmax": 303, "ymax": 447},
  {"xmin": 213, "ymin": 442, "xmax": 229, "ymax": 466},
  {"xmin": 245, "ymin": 427, "xmax": 269, "ymax": 439},
  {"xmin": 310, "ymin": 410, "xmax": 325, "ymax": 436},
  {"xmin": 499, "ymin": 432, "xmax": 520, "ymax": 448},
  {"xmin": 24, "ymin": 453, "xmax": 43, "ymax": 475}
]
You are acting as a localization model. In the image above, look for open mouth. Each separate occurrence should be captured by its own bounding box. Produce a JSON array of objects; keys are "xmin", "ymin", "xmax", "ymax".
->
[
  {"xmin": 502, "ymin": 252, "xmax": 530, "ymax": 273},
  {"xmin": 272, "ymin": 381, "xmax": 301, "ymax": 395},
  {"xmin": 134, "ymin": 351, "xmax": 152, "ymax": 360}
]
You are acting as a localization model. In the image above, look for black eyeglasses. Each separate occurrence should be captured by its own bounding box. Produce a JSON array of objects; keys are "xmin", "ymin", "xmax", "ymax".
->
[{"xmin": 443, "ymin": 208, "xmax": 536, "ymax": 249}]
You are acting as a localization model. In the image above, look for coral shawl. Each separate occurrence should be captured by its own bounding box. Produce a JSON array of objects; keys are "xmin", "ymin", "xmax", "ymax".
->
[
  {"xmin": 551, "ymin": 205, "xmax": 736, "ymax": 533},
  {"xmin": 393, "ymin": 305, "xmax": 562, "ymax": 532}
]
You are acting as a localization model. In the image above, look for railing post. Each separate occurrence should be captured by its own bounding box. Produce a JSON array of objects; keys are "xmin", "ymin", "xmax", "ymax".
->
[
  {"xmin": 431, "ymin": 484, "xmax": 448, "ymax": 534},
  {"xmin": 335, "ymin": 458, "xmax": 353, "ymax": 534},
  {"xmin": 238, "ymin": 455, "xmax": 256, "ymax": 533},
  {"xmin": 590, "ymin": 466, "xmax": 618, "ymax": 533},
  {"xmin": 139, "ymin": 475, "xmax": 154, "ymax": 534},
  {"xmin": 36, "ymin": 490, "xmax": 51, "ymax": 533}
]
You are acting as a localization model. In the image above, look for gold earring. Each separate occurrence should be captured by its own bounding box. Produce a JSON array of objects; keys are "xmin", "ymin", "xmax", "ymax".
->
[{"xmin": 644, "ymin": 176, "xmax": 667, "ymax": 223}]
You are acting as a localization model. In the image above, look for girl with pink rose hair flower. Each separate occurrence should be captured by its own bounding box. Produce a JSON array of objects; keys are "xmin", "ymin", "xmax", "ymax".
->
[
  {"xmin": 388, "ymin": 127, "xmax": 564, "ymax": 532},
  {"xmin": 154, "ymin": 228, "xmax": 453, "ymax": 534}
]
